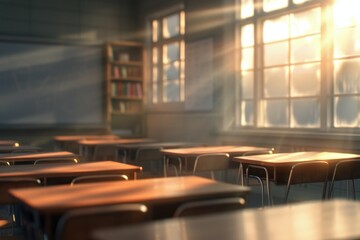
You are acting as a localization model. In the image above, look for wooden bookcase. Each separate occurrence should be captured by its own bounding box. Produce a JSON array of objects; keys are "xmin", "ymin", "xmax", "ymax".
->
[{"xmin": 105, "ymin": 41, "xmax": 145, "ymax": 136}]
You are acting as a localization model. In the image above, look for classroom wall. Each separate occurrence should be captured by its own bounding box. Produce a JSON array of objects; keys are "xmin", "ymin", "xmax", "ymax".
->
[{"xmin": 0, "ymin": 0, "xmax": 136, "ymax": 42}]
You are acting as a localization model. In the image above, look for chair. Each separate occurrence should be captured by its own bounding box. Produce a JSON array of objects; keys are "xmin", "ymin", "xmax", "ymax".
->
[
  {"xmin": 70, "ymin": 174, "xmax": 128, "ymax": 186},
  {"xmin": 0, "ymin": 161, "xmax": 10, "ymax": 166},
  {"xmin": 328, "ymin": 159, "xmax": 360, "ymax": 199},
  {"xmin": 173, "ymin": 197, "xmax": 246, "ymax": 218},
  {"xmin": 33, "ymin": 157, "xmax": 79, "ymax": 165},
  {"xmin": 133, "ymin": 147, "xmax": 163, "ymax": 178},
  {"xmin": 0, "ymin": 178, "xmax": 41, "ymax": 236},
  {"xmin": 192, "ymin": 153, "xmax": 230, "ymax": 180},
  {"xmin": 54, "ymin": 204, "xmax": 149, "ymax": 240},
  {"xmin": 284, "ymin": 161, "xmax": 329, "ymax": 203}
]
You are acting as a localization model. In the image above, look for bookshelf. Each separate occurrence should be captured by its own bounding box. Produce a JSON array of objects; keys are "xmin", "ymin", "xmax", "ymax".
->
[{"xmin": 105, "ymin": 41, "xmax": 145, "ymax": 135}]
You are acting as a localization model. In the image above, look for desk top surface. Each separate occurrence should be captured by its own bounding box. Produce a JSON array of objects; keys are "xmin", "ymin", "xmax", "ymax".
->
[
  {"xmin": 0, "ymin": 151, "xmax": 77, "ymax": 161},
  {"xmin": 0, "ymin": 161, "xmax": 141, "ymax": 178},
  {"xmin": 54, "ymin": 135, "xmax": 118, "ymax": 142},
  {"xmin": 92, "ymin": 199, "xmax": 360, "ymax": 240},
  {"xmin": 10, "ymin": 176, "xmax": 250, "ymax": 214},
  {"xmin": 118, "ymin": 142, "xmax": 203, "ymax": 150},
  {"xmin": 161, "ymin": 146, "xmax": 272, "ymax": 157},
  {"xmin": 78, "ymin": 138, "xmax": 156, "ymax": 146},
  {"xmin": 233, "ymin": 151, "xmax": 360, "ymax": 166},
  {"xmin": 0, "ymin": 140, "xmax": 19, "ymax": 146}
]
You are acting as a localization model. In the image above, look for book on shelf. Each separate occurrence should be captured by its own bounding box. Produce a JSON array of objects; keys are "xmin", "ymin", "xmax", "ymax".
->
[
  {"xmin": 113, "ymin": 67, "xmax": 120, "ymax": 77},
  {"xmin": 121, "ymin": 67, "xmax": 128, "ymax": 78},
  {"xmin": 119, "ymin": 52, "xmax": 130, "ymax": 62}
]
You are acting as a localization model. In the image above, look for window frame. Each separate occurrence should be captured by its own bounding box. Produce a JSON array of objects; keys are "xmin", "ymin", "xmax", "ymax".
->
[{"xmin": 233, "ymin": 0, "xmax": 360, "ymax": 134}]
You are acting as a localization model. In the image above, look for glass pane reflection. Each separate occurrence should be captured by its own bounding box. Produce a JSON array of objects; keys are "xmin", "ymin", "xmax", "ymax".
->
[
  {"xmin": 163, "ymin": 14, "xmax": 180, "ymax": 39},
  {"xmin": 241, "ymin": 48, "xmax": 254, "ymax": 70},
  {"xmin": 263, "ymin": 0, "xmax": 288, "ymax": 12},
  {"xmin": 163, "ymin": 42, "xmax": 179, "ymax": 64},
  {"xmin": 241, "ymin": 71, "xmax": 254, "ymax": 99},
  {"xmin": 291, "ymin": 98, "xmax": 320, "ymax": 128},
  {"xmin": 262, "ymin": 99, "xmax": 289, "ymax": 127},
  {"xmin": 163, "ymin": 62, "xmax": 180, "ymax": 81},
  {"xmin": 241, "ymin": 100, "xmax": 254, "ymax": 126},
  {"xmin": 334, "ymin": 59, "xmax": 360, "ymax": 94},
  {"xmin": 263, "ymin": 15, "xmax": 289, "ymax": 43},
  {"xmin": 334, "ymin": 96, "xmax": 360, "ymax": 127},
  {"xmin": 264, "ymin": 67, "xmax": 289, "ymax": 97},
  {"xmin": 334, "ymin": 27, "xmax": 360, "ymax": 58},
  {"xmin": 241, "ymin": 0, "xmax": 254, "ymax": 19},
  {"xmin": 291, "ymin": 36, "xmax": 321, "ymax": 63},
  {"xmin": 164, "ymin": 81, "xmax": 180, "ymax": 102},
  {"xmin": 264, "ymin": 42, "xmax": 288, "ymax": 66},
  {"xmin": 291, "ymin": 63, "xmax": 320, "ymax": 97},
  {"xmin": 290, "ymin": 8, "xmax": 320, "ymax": 37}
]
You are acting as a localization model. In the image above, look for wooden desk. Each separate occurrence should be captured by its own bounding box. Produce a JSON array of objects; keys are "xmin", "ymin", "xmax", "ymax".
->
[
  {"xmin": 78, "ymin": 138, "xmax": 156, "ymax": 161},
  {"xmin": 0, "ymin": 145, "xmax": 41, "ymax": 154},
  {"xmin": 0, "ymin": 151, "xmax": 78, "ymax": 165},
  {"xmin": 233, "ymin": 151, "xmax": 360, "ymax": 204},
  {"xmin": 161, "ymin": 145, "xmax": 273, "ymax": 176},
  {"xmin": 93, "ymin": 199, "xmax": 360, "ymax": 240},
  {"xmin": 0, "ymin": 160, "xmax": 141, "ymax": 182},
  {"xmin": 53, "ymin": 135, "xmax": 118, "ymax": 153},
  {"xmin": 0, "ymin": 140, "xmax": 19, "ymax": 147},
  {"xmin": 10, "ymin": 176, "xmax": 250, "ymax": 239},
  {"xmin": 116, "ymin": 141, "xmax": 202, "ymax": 162}
]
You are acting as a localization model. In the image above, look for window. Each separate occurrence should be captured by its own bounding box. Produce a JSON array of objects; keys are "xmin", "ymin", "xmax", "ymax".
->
[
  {"xmin": 235, "ymin": 0, "xmax": 360, "ymax": 130},
  {"xmin": 150, "ymin": 11, "xmax": 185, "ymax": 104}
]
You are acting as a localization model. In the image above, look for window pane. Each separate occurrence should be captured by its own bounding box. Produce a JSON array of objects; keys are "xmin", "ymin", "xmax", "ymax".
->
[
  {"xmin": 263, "ymin": 15, "xmax": 289, "ymax": 43},
  {"xmin": 264, "ymin": 42, "xmax": 288, "ymax": 66},
  {"xmin": 163, "ymin": 13, "xmax": 180, "ymax": 39},
  {"xmin": 163, "ymin": 81, "xmax": 180, "ymax": 102},
  {"xmin": 263, "ymin": 0, "xmax": 288, "ymax": 12},
  {"xmin": 264, "ymin": 67, "xmax": 289, "ymax": 97},
  {"xmin": 334, "ymin": 96, "xmax": 360, "ymax": 127},
  {"xmin": 180, "ymin": 11, "xmax": 185, "ymax": 35},
  {"xmin": 163, "ymin": 42, "xmax": 179, "ymax": 64},
  {"xmin": 241, "ymin": 24, "xmax": 254, "ymax": 47},
  {"xmin": 334, "ymin": 27, "xmax": 360, "ymax": 58},
  {"xmin": 291, "ymin": 36, "xmax": 321, "ymax": 63},
  {"xmin": 290, "ymin": 8, "xmax": 321, "ymax": 37},
  {"xmin": 291, "ymin": 63, "xmax": 320, "ymax": 97},
  {"xmin": 262, "ymin": 100, "xmax": 289, "ymax": 127},
  {"xmin": 163, "ymin": 62, "xmax": 180, "ymax": 81},
  {"xmin": 291, "ymin": 98, "xmax": 320, "ymax": 128},
  {"xmin": 241, "ymin": 100, "xmax": 254, "ymax": 126},
  {"xmin": 333, "ymin": 0, "xmax": 360, "ymax": 29},
  {"xmin": 152, "ymin": 83, "xmax": 158, "ymax": 103},
  {"xmin": 241, "ymin": 71, "xmax": 254, "ymax": 99},
  {"xmin": 152, "ymin": 47, "xmax": 158, "ymax": 64},
  {"xmin": 241, "ymin": 47, "xmax": 254, "ymax": 70},
  {"xmin": 241, "ymin": 0, "xmax": 254, "ymax": 19},
  {"xmin": 152, "ymin": 20, "xmax": 158, "ymax": 42},
  {"xmin": 334, "ymin": 59, "xmax": 360, "ymax": 94}
]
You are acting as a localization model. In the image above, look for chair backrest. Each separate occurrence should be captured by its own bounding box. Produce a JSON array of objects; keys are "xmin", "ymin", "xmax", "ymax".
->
[
  {"xmin": 0, "ymin": 178, "xmax": 41, "ymax": 204},
  {"xmin": 54, "ymin": 204, "xmax": 149, "ymax": 240},
  {"xmin": 70, "ymin": 174, "xmax": 128, "ymax": 186},
  {"xmin": 34, "ymin": 158, "xmax": 79, "ymax": 165},
  {"xmin": 192, "ymin": 153, "xmax": 230, "ymax": 178},
  {"xmin": 173, "ymin": 197, "xmax": 246, "ymax": 218},
  {"xmin": 285, "ymin": 161, "xmax": 329, "ymax": 202},
  {"xmin": 331, "ymin": 159, "xmax": 360, "ymax": 181},
  {"xmin": 0, "ymin": 160, "xmax": 10, "ymax": 166},
  {"xmin": 135, "ymin": 147, "xmax": 163, "ymax": 162}
]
